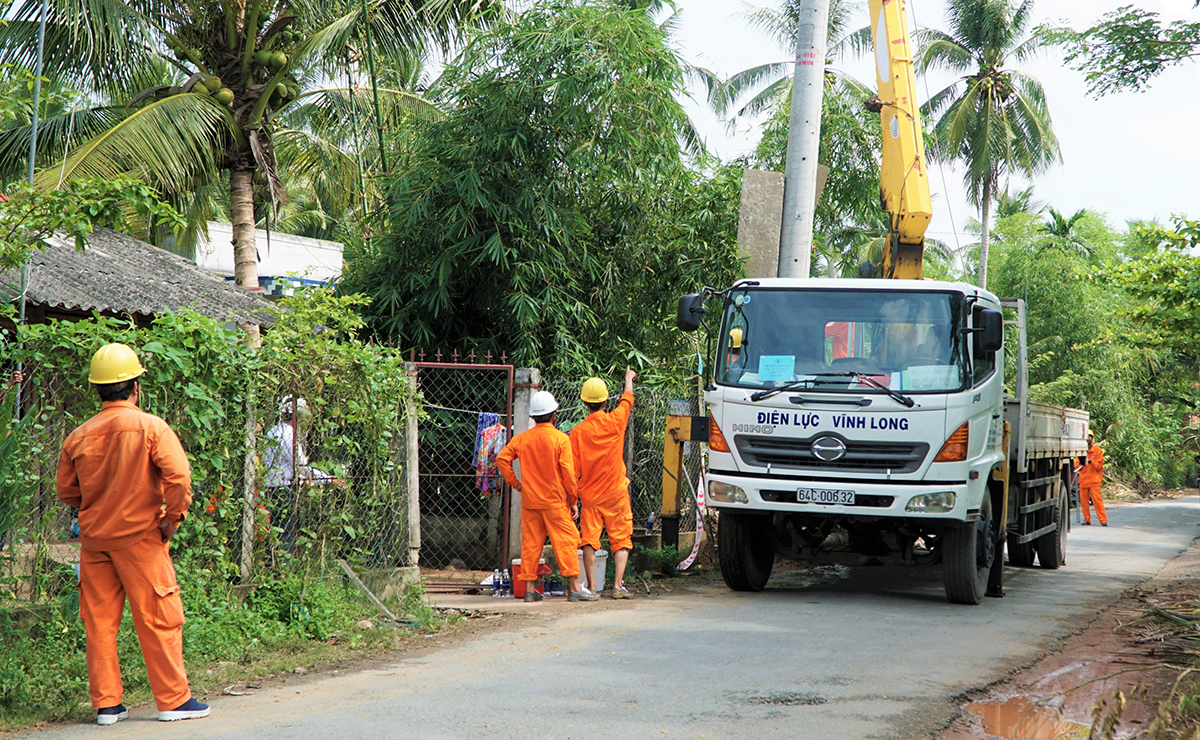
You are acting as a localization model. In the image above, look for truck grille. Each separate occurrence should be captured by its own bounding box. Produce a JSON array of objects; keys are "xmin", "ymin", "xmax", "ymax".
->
[{"xmin": 734, "ymin": 435, "xmax": 929, "ymax": 473}]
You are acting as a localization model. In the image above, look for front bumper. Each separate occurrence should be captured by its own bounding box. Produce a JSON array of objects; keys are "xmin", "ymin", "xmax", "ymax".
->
[{"xmin": 706, "ymin": 471, "xmax": 976, "ymax": 522}]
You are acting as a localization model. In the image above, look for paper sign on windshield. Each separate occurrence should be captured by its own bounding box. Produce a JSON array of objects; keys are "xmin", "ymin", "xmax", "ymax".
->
[
  {"xmin": 903, "ymin": 365, "xmax": 959, "ymax": 391},
  {"xmin": 758, "ymin": 355, "xmax": 795, "ymax": 383}
]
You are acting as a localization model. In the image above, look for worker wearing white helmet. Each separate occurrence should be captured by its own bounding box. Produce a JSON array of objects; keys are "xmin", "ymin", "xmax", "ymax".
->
[
  {"xmin": 496, "ymin": 391, "xmax": 597, "ymax": 602},
  {"xmin": 262, "ymin": 394, "xmax": 340, "ymax": 552}
]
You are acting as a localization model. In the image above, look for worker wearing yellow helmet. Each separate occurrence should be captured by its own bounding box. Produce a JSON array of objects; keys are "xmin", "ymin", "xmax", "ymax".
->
[
  {"xmin": 55, "ymin": 343, "xmax": 210, "ymax": 724},
  {"xmin": 569, "ymin": 368, "xmax": 637, "ymax": 598}
]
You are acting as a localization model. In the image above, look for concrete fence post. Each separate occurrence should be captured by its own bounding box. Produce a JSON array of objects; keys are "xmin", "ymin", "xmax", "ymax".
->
[
  {"xmin": 404, "ymin": 362, "xmax": 421, "ymax": 567},
  {"xmin": 624, "ymin": 403, "xmax": 635, "ymax": 489},
  {"xmin": 507, "ymin": 367, "xmax": 540, "ymax": 563}
]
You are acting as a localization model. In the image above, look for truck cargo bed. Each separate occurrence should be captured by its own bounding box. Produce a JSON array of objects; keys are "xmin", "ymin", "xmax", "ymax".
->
[{"xmin": 1004, "ymin": 399, "xmax": 1089, "ymax": 468}]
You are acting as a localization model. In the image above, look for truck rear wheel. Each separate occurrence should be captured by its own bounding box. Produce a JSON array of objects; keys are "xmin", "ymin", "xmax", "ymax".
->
[
  {"xmin": 718, "ymin": 510, "xmax": 773, "ymax": 592},
  {"xmin": 1007, "ymin": 530, "xmax": 1035, "ymax": 567},
  {"xmin": 1006, "ymin": 481, "xmax": 1035, "ymax": 567},
  {"xmin": 943, "ymin": 495, "xmax": 995, "ymax": 605},
  {"xmin": 1036, "ymin": 492, "xmax": 1067, "ymax": 569}
]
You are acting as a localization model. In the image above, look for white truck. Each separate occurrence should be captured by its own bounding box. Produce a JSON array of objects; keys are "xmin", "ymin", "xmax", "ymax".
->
[{"xmin": 676, "ymin": 280, "xmax": 1088, "ymax": 604}]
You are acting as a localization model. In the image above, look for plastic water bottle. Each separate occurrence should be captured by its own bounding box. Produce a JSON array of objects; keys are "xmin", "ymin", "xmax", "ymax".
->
[
  {"xmin": 645, "ymin": 511, "xmax": 656, "ymax": 536},
  {"xmin": 501, "ymin": 569, "xmax": 512, "ymax": 597},
  {"xmin": 492, "ymin": 569, "xmax": 502, "ymax": 598}
]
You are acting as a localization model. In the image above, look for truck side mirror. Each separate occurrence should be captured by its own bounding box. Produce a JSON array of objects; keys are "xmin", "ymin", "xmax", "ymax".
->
[
  {"xmin": 676, "ymin": 293, "xmax": 704, "ymax": 332},
  {"xmin": 977, "ymin": 309, "xmax": 1003, "ymax": 353}
]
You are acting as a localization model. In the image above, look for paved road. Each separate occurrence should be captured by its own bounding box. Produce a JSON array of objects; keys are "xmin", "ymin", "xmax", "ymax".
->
[{"xmin": 15, "ymin": 499, "xmax": 1199, "ymax": 740}]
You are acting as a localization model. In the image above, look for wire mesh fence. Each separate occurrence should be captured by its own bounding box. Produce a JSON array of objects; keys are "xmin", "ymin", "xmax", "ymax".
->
[
  {"xmin": 248, "ymin": 375, "xmax": 411, "ymax": 576},
  {"xmin": 0, "ymin": 322, "xmax": 712, "ymax": 613},
  {"xmin": 0, "ymin": 330, "xmax": 413, "ymax": 612}
]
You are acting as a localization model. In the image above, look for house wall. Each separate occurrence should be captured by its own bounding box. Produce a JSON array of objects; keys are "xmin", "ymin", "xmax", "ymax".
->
[{"xmin": 195, "ymin": 222, "xmax": 343, "ymax": 285}]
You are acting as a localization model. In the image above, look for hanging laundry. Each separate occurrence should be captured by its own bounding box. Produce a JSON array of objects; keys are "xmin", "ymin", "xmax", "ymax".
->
[
  {"xmin": 474, "ymin": 413, "xmax": 507, "ymax": 494},
  {"xmin": 474, "ymin": 412, "xmax": 499, "ymax": 466}
]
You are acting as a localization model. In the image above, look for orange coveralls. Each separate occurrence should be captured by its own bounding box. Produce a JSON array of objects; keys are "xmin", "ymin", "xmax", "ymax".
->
[
  {"xmin": 826, "ymin": 322, "xmax": 851, "ymax": 360},
  {"xmin": 56, "ymin": 400, "xmax": 194, "ymax": 711},
  {"xmin": 569, "ymin": 391, "xmax": 635, "ymax": 552},
  {"xmin": 496, "ymin": 422, "xmax": 581, "ymax": 581},
  {"xmin": 1078, "ymin": 444, "xmax": 1106, "ymax": 524}
]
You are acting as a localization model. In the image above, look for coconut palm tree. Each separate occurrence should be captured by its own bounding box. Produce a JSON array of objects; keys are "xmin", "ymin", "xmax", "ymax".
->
[
  {"xmin": 0, "ymin": 0, "xmax": 489, "ymax": 289},
  {"xmin": 1039, "ymin": 207, "xmax": 1092, "ymax": 257},
  {"xmin": 916, "ymin": 0, "xmax": 1061, "ymax": 289},
  {"xmin": 712, "ymin": 0, "xmax": 870, "ymax": 120},
  {"xmin": 995, "ymin": 184, "xmax": 1044, "ymax": 218}
]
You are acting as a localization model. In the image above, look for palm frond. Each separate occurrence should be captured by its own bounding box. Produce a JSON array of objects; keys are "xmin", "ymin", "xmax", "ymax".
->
[
  {"xmin": 0, "ymin": 106, "xmax": 127, "ymax": 185},
  {"xmin": 832, "ymin": 24, "xmax": 874, "ymax": 61},
  {"xmin": 916, "ymin": 33, "xmax": 975, "ymax": 74},
  {"xmin": 712, "ymin": 61, "xmax": 792, "ymax": 117},
  {"xmin": 34, "ymin": 93, "xmax": 232, "ymax": 193},
  {"xmin": 0, "ymin": 0, "xmax": 158, "ymax": 93}
]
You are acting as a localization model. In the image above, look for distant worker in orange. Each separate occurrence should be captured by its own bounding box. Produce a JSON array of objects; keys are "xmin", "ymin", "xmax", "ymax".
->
[
  {"xmin": 570, "ymin": 368, "xmax": 636, "ymax": 598},
  {"xmin": 497, "ymin": 391, "xmax": 598, "ymax": 603},
  {"xmin": 56, "ymin": 344, "xmax": 210, "ymax": 725},
  {"xmin": 1077, "ymin": 432, "xmax": 1107, "ymax": 526}
]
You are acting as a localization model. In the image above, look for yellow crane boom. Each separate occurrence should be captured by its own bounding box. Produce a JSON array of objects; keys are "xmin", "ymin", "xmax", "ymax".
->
[{"xmin": 868, "ymin": 0, "xmax": 933, "ymax": 279}]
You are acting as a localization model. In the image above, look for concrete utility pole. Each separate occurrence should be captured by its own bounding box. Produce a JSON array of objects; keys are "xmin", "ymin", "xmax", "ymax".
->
[{"xmin": 778, "ymin": 0, "xmax": 830, "ymax": 279}]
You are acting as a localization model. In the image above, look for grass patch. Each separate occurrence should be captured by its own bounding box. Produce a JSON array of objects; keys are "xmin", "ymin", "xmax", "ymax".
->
[
  {"xmin": 633, "ymin": 543, "xmax": 682, "ymax": 579},
  {"xmin": 0, "ymin": 575, "xmax": 452, "ymax": 730}
]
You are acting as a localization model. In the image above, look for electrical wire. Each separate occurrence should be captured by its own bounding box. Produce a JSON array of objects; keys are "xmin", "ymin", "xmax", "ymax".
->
[{"xmin": 908, "ymin": 0, "xmax": 964, "ymax": 258}]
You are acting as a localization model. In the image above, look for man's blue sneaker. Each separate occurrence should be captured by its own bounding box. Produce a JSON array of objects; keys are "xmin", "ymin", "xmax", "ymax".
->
[
  {"xmin": 96, "ymin": 704, "xmax": 128, "ymax": 726},
  {"xmin": 158, "ymin": 697, "xmax": 210, "ymax": 722}
]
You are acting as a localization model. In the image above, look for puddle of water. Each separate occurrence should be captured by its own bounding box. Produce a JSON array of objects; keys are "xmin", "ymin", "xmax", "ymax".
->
[{"xmin": 965, "ymin": 697, "xmax": 1090, "ymax": 740}]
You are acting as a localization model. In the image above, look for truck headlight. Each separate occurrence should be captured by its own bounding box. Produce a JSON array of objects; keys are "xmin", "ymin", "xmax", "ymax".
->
[
  {"xmin": 905, "ymin": 491, "xmax": 956, "ymax": 513},
  {"xmin": 708, "ymin": 481, "xmax": 748, "ymax": 504}
]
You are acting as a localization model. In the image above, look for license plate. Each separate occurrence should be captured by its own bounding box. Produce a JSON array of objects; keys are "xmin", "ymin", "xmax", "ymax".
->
[{"xmin": 796, "ymin": 488, "xmax": 855, "ymax": 505}]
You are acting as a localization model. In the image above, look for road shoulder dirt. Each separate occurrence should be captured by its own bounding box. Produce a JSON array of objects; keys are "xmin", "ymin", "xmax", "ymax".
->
[{"xmin": 936, "ymin": 532, "xmax": 1200, "ymax": 739}]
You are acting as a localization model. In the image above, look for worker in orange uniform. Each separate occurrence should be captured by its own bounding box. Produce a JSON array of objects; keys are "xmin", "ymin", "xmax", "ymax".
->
[
  {"xmin": 1077, "ymin": 432, "xmax": 1107, "ymax": 526},
  {"xmin": 570, "ymin": 368, "xmax": 636, "ymax": 598},
  {"xmin": 496, "ymin": 391, "xmax": 598, "ymax": 603},
  {"xmin": 55, "ymin": 344, "xmax": 210, "ymax": 725}
]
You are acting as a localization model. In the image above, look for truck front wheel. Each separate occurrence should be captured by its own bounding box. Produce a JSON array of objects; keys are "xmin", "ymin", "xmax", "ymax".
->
[
  {"xmin": 943, "ymin": 495, "xmax": 995, "ymax": 605},
  {"xmin": 718, "ymin": 510, "xmax": 774, "ymax": 592}
]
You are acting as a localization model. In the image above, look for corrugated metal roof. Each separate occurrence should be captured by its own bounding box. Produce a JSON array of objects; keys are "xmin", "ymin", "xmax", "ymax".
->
[{"xmin": 1, "ymin": 228, "xmax": 276, "ymax": 325}]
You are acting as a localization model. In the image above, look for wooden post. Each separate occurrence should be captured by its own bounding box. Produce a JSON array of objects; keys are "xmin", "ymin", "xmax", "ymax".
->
[
  {"xmin": 239, "ymin": 366, "xmax": 257, "ymax": 582},
  {"xmin": 404, "ymin": 363, "xmax": 420, "ymax": 567}
]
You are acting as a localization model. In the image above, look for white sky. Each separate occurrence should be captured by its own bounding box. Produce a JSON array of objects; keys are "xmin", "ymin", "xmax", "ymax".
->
[{"xmin": 673, "ymin": 0, "xmax": 1200, "ymax": 246}]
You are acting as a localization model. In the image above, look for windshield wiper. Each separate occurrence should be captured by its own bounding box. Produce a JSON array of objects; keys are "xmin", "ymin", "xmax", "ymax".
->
[
  {"xmin": 749, "ymin": 379, "xmax": 813, "ymax": 402},
  {"xmin": 813, "ymin": 371, "xmax": 917, "ymax": 408}
]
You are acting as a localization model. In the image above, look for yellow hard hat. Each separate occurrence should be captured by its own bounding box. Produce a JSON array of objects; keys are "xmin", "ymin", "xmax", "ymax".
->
[
  {"xmin": 88, "ymin": 343, "xmax": 146, "ymax": 385},
  {"xmin": 580, "ymin": 377, "xmax": 609, "ymax": 404}
]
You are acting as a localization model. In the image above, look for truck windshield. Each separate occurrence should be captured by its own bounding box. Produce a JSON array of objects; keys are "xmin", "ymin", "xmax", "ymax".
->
[{"xmin": 717, "ymin": 289, "xmax": 966, "ymax": 393}]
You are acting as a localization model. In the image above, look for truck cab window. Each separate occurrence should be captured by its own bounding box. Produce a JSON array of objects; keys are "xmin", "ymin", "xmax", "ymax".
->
[
  {"xmin": 716, "ymin": 289, "xmax": 966, "ymax": 393},
  {"xmin": 971, "ymin": 305, "xmax": 996, "ymax": 386}
]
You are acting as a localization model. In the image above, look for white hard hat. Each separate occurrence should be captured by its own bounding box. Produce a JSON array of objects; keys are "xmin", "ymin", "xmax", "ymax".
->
[
  {"xmin": 530, "ymin": 391, "xmax": 559, "ymax": 417},
  {"xmin": 279, "ymin": 395, "xmax": 309, "ymax": 415}
]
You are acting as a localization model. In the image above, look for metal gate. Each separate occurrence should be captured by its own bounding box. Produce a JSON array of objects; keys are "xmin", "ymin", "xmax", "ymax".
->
[{"xmin": 411, "ymin": 352, "xmax": 513, "ymax": 589}]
